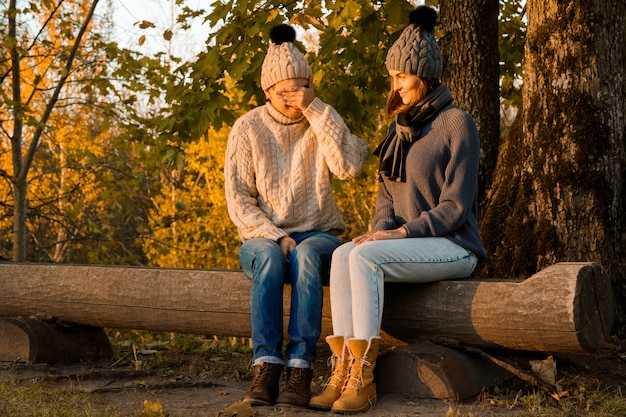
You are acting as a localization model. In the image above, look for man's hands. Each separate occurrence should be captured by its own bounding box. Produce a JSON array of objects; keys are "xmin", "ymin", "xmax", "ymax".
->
[
  {"xmin": 275, "ymin": 85, "xmax": 314, "ymax": 111},
  {"xmin": 278, "ymin": 235, "xmax": 297, "ymax": 258}
]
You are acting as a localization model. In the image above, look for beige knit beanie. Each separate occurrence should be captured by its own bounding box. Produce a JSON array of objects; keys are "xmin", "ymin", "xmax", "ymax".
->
[
  {"xmin": 386, "ymin": 6, "xmax": 442, "ymax": 79},
  {"xmin": 261, "ymin": 24, "xmax": 312, "ymax": 91}
]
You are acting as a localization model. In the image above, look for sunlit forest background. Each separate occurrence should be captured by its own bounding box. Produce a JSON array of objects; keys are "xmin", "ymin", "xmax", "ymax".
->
[
  {"xmin": 4, "ymin": 0, "xmax": 626, "ymax": 331},
  {"xmin": 5, "ymin": 0, "xmax": 488, "ymax": 267},
  {"xmin": 21, "ymin": 0, "xmax": 626, "ymax": 287}
]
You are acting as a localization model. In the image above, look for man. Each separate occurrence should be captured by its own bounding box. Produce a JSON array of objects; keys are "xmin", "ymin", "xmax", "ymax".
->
[{"xmin": 224, "ymin": 24, "xmax": 369, "ymax": 408}]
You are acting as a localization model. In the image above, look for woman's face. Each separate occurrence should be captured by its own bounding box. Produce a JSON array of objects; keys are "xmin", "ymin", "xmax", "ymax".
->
[{"xmin": 389, "ymin": 70, "xmax": 424, "ymax": 106}]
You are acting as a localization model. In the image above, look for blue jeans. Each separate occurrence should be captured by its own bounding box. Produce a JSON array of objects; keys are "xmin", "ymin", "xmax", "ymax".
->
[
  {"xmin": 329, "ymin": 237, "xmax": 477, "ymax": 340},
  {"xmin": 239, "ymin": 231, "xmax": 340, "ymax": 367}
]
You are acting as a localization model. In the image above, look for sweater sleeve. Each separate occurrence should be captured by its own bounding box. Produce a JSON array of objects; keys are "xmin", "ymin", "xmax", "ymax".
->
[
  {"xmin": 403, "ymin": 110, "xmax": 480, "ymax": 238},
  {"xmin": 302, "ymin": 98, "xmax": 370, "ymax": 179},
  {"xmin": 224, "ymin": 117, "xmax": 286, "ymax": 242},
  {"xmin": 371, "ymin": 181, "xmax": 398, "ymax": 232}
]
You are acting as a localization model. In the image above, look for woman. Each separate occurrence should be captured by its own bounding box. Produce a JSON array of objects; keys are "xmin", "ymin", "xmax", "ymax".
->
[{"xmin": 309, "ymin": 6, "xmax": 487, "ymax": 413}]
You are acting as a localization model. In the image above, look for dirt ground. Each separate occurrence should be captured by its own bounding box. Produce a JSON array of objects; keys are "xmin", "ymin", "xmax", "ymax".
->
[{"xmin": 1, "ymin": 334, "xmax": 625, "ymax": 417}]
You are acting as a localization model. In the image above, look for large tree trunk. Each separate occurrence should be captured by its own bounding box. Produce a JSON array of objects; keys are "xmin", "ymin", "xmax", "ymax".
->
[
  {"xmin": 479, "ymin": 0, "xmax": 626, "ymax": 332},
  {"xmin": 439, "ymin": 0, "xmax": 501, "ymax": 204}
]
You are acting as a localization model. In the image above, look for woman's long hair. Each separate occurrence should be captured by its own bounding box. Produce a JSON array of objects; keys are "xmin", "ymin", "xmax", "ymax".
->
[{"xmin": 385, "ymin": 76, "xmax": 441, "ymax": 117}]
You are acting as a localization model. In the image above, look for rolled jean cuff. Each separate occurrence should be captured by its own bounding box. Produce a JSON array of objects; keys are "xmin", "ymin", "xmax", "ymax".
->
[
  {"xmin": 287, "ymin": 358, "xmax": 313, "ymax": 369},
  {"xmin": 253, "ymin": 355, "xmax": 285, "ymax": 367}
]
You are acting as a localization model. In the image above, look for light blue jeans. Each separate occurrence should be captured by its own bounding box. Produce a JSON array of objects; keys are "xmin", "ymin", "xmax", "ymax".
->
[
  {"xmin": 239, "ymin": 231, "xmax": 340, "ymax": 368},
  {"xmin": 329, "ymin": 237, "xmax": 477, "ymax": 340}
]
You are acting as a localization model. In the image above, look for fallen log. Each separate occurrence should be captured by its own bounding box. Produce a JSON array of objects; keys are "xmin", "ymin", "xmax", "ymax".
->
[
  {"xmin": 381, "ymin": 262, "xmax": 614, "ymax": 352},
  {"xmin": 0, "ymin": 261, "xmax": 613, "ymax": 353},
  {"xmin": 0, "ymin": 317, "xmax": 112, "ymax": 363}
]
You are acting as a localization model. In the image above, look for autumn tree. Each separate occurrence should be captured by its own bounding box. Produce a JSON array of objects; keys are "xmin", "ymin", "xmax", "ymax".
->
[
  {"xmin": 0, "ymin": 0, "xmax": 178, "ymax": 263},
  {"xmin": 479, "ymin": 0, "xmax": 626, "ymax": 330},
  {"xmin": 0, "ymin": 0, "xmax": 105, "ymax": 261},
  {"xmin": 142, "ymin": 128, "xmax": 240, "ymax": 269}
]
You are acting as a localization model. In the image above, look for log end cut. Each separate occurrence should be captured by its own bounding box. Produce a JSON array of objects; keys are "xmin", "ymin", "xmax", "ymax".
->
[
  {"xmin": 572, "ymin": 262, "xmax": 614, "ymax": 351},
  {"xmin": 375, "ymin": 342, "xmax": 512, "ymax": 400},
  {"xmin": 0, "ymin": 318, "xmax": 113, "ymax": 364}
]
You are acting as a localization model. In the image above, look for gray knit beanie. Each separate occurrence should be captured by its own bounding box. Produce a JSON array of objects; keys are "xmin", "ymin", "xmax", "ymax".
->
[
  {"xmin": 386, "ymin": 6, "xmax": 442, "ymax": 79},
  {"xmin": 261, "ymin": 24, "xmax": 312, "ymax": 90}
]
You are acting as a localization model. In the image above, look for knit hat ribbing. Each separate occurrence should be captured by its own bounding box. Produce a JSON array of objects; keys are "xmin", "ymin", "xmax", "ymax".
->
[
  {"xmin": 385, "ymin": 6, "xmax": 442, "ymax": 79},
  {"xmin": 261, "ymin": 24, "xmax": 312, "ymax": 90}
]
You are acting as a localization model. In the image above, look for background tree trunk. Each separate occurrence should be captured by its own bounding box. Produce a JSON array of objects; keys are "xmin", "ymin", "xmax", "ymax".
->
[
  {"xmin": 439, "ymin": 0, "xmax": 501, "ymax": 205},
  {"xmin": 8, "ymin": 0, "xmax": 27, "ymax": 262},
  {"xmin": 479, "ymin": 0, "xmax": 626, "ymax": 332},
  {"xmin": 5, "ymin": 0, "xmax": 100, "ymax": 261}
]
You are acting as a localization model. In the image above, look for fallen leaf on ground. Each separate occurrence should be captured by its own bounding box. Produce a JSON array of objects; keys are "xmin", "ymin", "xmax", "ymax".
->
[
  {"xmin": 219, "ymin": 401, "xmax": 257, "ymax": 417},
  {"xmin": 530, "ymin": 355, "xmax": 557, "ymax": 386},
  {"xmin": 139, "ymin": 399, "xmax": 164, "ymax": 417}
]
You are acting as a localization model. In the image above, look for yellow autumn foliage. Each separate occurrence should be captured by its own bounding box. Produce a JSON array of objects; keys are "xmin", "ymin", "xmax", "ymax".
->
[{"xmin": 143, "ymin": 127, "xmax": 240, "ymax": 269}]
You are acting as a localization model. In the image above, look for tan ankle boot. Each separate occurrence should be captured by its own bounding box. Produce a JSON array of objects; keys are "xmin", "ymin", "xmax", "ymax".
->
[
  {"xmin": 308, "ymin": 336, "xmax": 349, "ymax": 410},
  {"xmin": 331, "ymin": 337, "xmax": 381, "ymax": 413}
]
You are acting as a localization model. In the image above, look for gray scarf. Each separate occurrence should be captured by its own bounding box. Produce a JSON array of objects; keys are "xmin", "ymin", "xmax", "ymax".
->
[{"xmin": 374, "ymin": 84, "xmax": 453, "ymax": 182}]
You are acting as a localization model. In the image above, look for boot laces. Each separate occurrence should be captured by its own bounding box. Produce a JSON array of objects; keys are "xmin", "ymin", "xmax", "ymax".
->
[
  {"xmin": 343, "ymin": 356, "xmax": 371, "ymax": 390},
  {"xmin": 287, "ymin": 367, "xmax": 307, "ymax": 388},
  {"xmin": 325, "ymin": 353, "xmax": 345, "ymax": 388},
  {"xmin": 250, "ymin": 364, "xmax": 273, "ymax": 389}
]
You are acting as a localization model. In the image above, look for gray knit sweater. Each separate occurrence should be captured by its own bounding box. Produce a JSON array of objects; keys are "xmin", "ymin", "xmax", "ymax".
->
[
  {"xmin": 371, "ymin": 104, "xmax": 487, "ymax": 262},
  {"xmin": 225, "ymin": 97, "xmax": 370, "ymax": 242}
]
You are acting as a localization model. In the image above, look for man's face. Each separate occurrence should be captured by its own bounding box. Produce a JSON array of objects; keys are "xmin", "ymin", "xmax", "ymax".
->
[{"xmin": 266, "ymin": 78, "xmax": 310, "ymax": 119}]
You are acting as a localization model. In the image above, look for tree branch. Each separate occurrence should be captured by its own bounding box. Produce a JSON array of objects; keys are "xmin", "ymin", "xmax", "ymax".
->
[{"xmin": 18, "ymin": 0, "xmax": 101, "ymax": 185}]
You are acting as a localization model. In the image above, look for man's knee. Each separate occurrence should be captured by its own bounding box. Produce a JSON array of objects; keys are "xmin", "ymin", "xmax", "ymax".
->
[{"xmin": 240, "ymin": 238, "xmax": 286, "ymax": 281}]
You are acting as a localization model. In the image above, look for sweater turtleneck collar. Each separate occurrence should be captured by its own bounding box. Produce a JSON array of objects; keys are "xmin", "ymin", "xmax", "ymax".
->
[{"xmin": 265, "ymin": 102, "xmax": 306, "ymax": 125}]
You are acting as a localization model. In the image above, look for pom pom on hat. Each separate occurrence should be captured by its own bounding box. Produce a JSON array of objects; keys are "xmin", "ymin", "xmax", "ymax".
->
[
  {"xmin": 270, "ymin": 24, "xmax": 296, "ymax": 44},
  {"xmin": 385, "ymin": 5, "xmax": 442, "ymax": 79},
  {"xmin": 261, "ymin": 24, "xmax": 312, "ymax": 90},
  {"xmin": 409, "ymin": 5, "xmax": 437, "ymax": 32}
]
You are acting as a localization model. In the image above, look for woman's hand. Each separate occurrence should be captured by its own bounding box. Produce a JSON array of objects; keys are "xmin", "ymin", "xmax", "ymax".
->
[{"xmin": 352, "ymin": 227, "xmax": 408, "ymax": 245}]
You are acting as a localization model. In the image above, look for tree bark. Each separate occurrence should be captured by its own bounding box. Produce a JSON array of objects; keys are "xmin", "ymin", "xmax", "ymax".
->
[
  {"xmin": 439, "ymin": 0, "xmax": 501, "ymax": 205},
  {"xmin": 8, "ymin": 0, "xmax": 27, "ymax": 262},
  {"xmin": 479, "ymin": 0, "xmax": 626, "ymax": 331},
  {"xmin": 0, "ymin": 262, "xmax": 612, "ymax": 353}
]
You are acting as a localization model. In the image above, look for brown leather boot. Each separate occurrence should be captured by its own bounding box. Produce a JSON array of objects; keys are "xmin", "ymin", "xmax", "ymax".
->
[
  {"xmin": 274, "ymin": 366, "xmax": 313, "ymax": 407},
  {"xmin": 331, "ymin": 337, "xmax": 381, "ymax": 413},
  {"xmin": 241, "ymin": 362, "xmax": 283, "ymax": 406},
  {"xmin": 309, "ymin": 335, "xmax": 349, "ymax": 410}
]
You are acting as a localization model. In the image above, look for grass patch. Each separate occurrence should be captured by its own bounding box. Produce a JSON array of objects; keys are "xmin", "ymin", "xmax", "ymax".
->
[
  {"xmin": 478, "ymin": 385, "xmax": 626, "ymax": 416},
  {"xmin": 0, "ymin": 379, "xmax": 124, "ymax": 417},
  {"xmin": 0, "ymin": 331, "xmax": 255, "ymax": 417},
  {"xmin": 105, "ymin": 330, "xmax": 253, "ymax": 379}
]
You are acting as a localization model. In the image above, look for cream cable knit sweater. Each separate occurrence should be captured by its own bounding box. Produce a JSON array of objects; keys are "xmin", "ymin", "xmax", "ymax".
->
[{"xmin": 225, "ymin": 97, "xmax": 370, "ymax": 242}]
